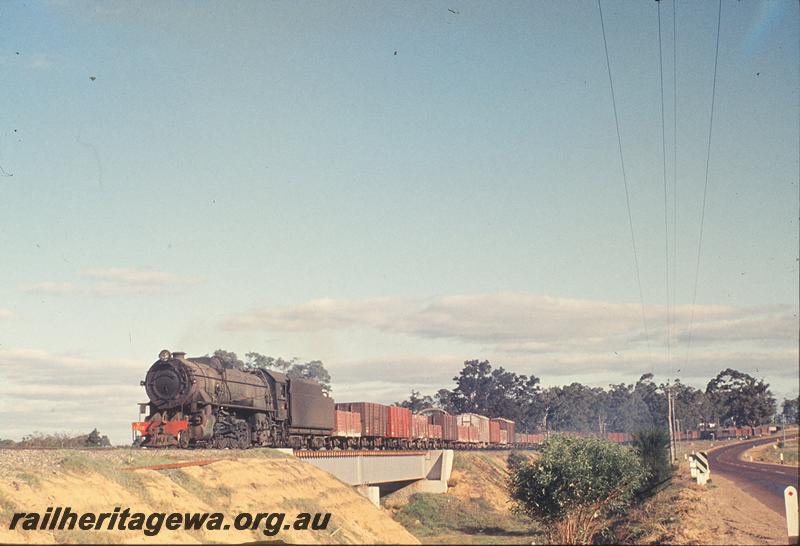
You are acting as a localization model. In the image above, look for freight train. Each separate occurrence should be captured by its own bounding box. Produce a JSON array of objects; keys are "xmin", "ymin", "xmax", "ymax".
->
[{"xmin": 131, "ymin": 351, "xmax": 632, "ymax": 449}]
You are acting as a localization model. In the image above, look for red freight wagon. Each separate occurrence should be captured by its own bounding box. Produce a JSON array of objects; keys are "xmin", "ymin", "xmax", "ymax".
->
[
  {"xmin": 387, "ymin": 406, "xmax": 412, "ymax": 438},
  {"xmin": 335, "ymin": 402, "xmax": 388, "ymax": 437},
  {"xmin": 333, "ymin": 410, "xmax": 361, "ymax": 438},
  {"xmin": 428, "ymin": 409, "xmax": 458, "ymax": 442},
  {"xmin": 428, "ymin": 424, "xmax": 443, "ymax": 439},
  {"xmin": 489, "ymin": 420, "xmax": 500, "ymax": 443},
  {"xmin": 457, "ymin": 425, "xmax": 470, "ymax": 443},
  {"xmin": 412, "ymin": 414, "xmax": 429, "ymax": 438},
  {"xmin": 491, "ymin": 418, "xmax": 515, "ymax": 444},
  {"xmin": 457, "ymin": 413, "xmax": 491, "ymax": 444}
]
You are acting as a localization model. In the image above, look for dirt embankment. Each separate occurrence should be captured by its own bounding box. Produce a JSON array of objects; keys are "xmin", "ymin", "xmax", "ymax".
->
[
  {"xmin": 0, "ymin": 449, "xmax": 418, "ymax": 544},
  {"xmin": 615, "ymin": 464, "xmax": 788, "ymax": 545},
  {"xmin": 387, "ymin": 450, "xmax": 543, "ymax": 544}
]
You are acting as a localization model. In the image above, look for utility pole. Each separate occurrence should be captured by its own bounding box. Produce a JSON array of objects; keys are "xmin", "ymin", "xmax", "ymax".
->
[
  {"xmin": 783, "ymin": 414, "xmax": 787, "ymax": 445},
  {"xmin": 673, "ymin": 395, "xmax": 679, "ymax": 456},
  {"xmin": 667, "ymin": 383, "xmax": 675, "ymax": 463}
]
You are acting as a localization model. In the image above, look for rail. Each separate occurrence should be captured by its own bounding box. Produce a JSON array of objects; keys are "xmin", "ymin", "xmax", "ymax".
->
[{"xmin": 294, "ymin": 450, "xmax": 428, "ymax": 458}]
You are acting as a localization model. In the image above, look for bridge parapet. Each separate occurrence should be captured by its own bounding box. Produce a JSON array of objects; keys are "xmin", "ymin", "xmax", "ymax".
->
[{"xmin": 294, "ymin": 449, "xmax": 451, "ymax": 485}]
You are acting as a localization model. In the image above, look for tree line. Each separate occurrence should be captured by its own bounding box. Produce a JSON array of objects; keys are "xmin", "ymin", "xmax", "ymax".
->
[
  {"xmin": 397, "ymin": 359, "xmax": 796, "ymax": 433},
  {"xmin": 0, "ymin": 429, "xmax": 111, "ymax": 448},
  {"xmin": 212, "ymin": 350, "xmax": 796, "ymax": 432},
  {"xmin": 212, "ymin": 349, "xmax": 332, "ymax": 393}
]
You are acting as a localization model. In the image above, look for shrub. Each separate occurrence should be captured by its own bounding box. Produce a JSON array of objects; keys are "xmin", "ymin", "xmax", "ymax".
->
[
  {"xmin": 631, "ymin": 429, "xmax": 671, "ymax": 492},
  {"xmin": 508, "ymin": 434, "xmax": 646, "ymax": 544},
  {"xmin": 506, "ymin": 450, "xmax": 530, "ymax": 471}
]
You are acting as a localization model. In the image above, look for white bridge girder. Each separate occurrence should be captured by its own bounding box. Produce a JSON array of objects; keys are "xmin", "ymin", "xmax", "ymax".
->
[{"xmin": 292, "ymin": 449, "xmax": 454, "ymax": 506}]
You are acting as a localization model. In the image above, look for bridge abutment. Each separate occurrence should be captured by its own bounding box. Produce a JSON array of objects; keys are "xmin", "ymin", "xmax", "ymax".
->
[{"xmin": 293, "ymin": 449, "xmax": 454, "ymax": 506}]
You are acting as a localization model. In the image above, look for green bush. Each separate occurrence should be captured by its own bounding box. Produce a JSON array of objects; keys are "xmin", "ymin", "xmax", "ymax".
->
[
  {"xmin": 631, "ymin": 429, "xmax": 671, "ymax": 492},
  {"xmin": 508, "ymin": 435, "xmax": 646, "ymax": 544}
]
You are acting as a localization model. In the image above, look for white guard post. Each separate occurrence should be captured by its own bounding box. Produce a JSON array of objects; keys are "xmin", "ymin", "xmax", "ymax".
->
[
  {"xmin": 690, "ymin": 452, "xmax": 710, "ymax": 485},
  {"xmin": 785, "ymin": 486, "xmax": 798, "ymax": 545}
]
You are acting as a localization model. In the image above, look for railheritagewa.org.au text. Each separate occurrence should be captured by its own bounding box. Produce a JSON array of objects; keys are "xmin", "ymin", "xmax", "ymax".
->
[{"xmin": 9, "ymin": 506, "xmax": 331, "ymax": 536}]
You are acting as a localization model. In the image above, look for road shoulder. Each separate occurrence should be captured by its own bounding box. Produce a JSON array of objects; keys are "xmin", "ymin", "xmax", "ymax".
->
[{"xmin": 668, "ymin": 468, "xmax": 787, "ymax": 545}]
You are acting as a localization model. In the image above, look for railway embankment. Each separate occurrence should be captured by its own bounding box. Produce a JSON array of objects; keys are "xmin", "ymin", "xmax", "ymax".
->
[
  {"xmin": 386, "ymin": 450, "xmax": 544, "ymax": 544},
  {"xmin": 0, "ymin": 448, "xmax": 418, "ymax": 544}
]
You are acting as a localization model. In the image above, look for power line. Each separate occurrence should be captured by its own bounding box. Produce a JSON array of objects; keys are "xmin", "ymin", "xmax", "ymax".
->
[
  {"xmin": 657, "ymin": 0, "xmax": 671, "ymax": 371},
  {"xmin": 672, "ymin": 0, "xmax": 678, "ymax": 376},
  {"xmin": 597, "ymin": 0, "xmax": 652, "ymax": 365},
  {"xmin": 685, "ymin": 0, "xmax": 723, "ymax": 369}
]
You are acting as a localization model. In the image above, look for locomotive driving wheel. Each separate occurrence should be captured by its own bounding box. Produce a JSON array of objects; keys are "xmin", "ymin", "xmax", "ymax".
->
[{"xmin": 236, "ymin": 421, "xmax": 251, "ymax": 449}]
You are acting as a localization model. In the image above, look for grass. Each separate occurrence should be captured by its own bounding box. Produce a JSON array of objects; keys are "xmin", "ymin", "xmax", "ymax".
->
[
  {"xmin": 392, "ymin": 451, "xmax": 545, "ymax": 544},
  {"xmin": 14, "ymin": 472, "xmax": 41, "ymax": 487},
  {"xmin": 745, "ymin": 437, "xmax": 799, "ymax": 465},
  {"xmin": 159, "ymin": 468, "xmax": 234, "ymax": 507},
  {"xmin": 395, "ymin": 493, "xmax": 541, "ymax": 543},
  {"xmin": 0, "ymin": 490, "xmax": 17, "ymax": 513},
  {"xmin": 58, "ymin": 452, "xmax": 157, "ymax": 504}
]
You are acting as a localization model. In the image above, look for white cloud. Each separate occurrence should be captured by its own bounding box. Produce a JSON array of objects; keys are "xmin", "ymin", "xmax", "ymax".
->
[
  {"xmin": 0, "ymin": 348, "xmax": 146, "ymax": 444},
  {"xmin": 24, "ymin": 282, "xmax": 78, "ymax": 296},
  {"xmin": 0, "ymin": 308, "xmax": 13, "ymax": 320},
  {"xmin": 23, "ymin": 267, "xmax": 198, "ymax": 297},
  {"xmin": 82, "ymin": 268, "xmax": 181, "ymax": 286},
  {"xmin": 329, "ymin": 347, "xmax": 798, "ymax": 395},
  {"xmin": 223, "ymin": 292, "xmax": 797, "ymax": 401},
  {"xmin": 222, "ymin": 293, "xmax": 796, "ymax": 351}
]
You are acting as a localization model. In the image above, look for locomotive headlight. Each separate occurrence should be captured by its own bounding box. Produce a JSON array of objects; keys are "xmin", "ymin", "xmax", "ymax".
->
[{"xmin": 158, "ymin": 349, "xmax": 171, "ymax": 361}]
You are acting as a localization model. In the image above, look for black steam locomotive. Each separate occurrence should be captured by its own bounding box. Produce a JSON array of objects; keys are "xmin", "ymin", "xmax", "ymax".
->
[{"xmin": 133, "ymin": 350, "xmax": 334, "ymax": 449}]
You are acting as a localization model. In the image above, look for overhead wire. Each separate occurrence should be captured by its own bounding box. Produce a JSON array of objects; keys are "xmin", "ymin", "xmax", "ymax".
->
[
  {"xmin": 657, "ymin": 0, "xmax": 671, "ymax": 373},
  {"xmin": 685, "ymin": 0, "xmax": 723, "ymax": 369},
  {"xmin": 672, "ymin": 0, "xmax": 678, "ymax": 377},
  {"xmin": 597, "ymin": 0, "xmax": 653, "ymax": 366}
]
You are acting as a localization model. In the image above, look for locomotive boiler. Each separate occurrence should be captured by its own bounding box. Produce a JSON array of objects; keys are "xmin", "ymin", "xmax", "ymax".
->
[{"xmin": 132, "ymin": 350, "xmax": 334, "ymax": 448}]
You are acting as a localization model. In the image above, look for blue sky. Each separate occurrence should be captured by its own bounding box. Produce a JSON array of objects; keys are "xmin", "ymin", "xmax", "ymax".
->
[{"xmin": 1, "ymin": 0, "xmax": 797, "ymax": 444}]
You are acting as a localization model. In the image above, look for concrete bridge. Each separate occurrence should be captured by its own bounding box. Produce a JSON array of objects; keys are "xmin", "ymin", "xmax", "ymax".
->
[{"xmin": 291, "ymin": 449, "xmax": 454, "ymax": 506}]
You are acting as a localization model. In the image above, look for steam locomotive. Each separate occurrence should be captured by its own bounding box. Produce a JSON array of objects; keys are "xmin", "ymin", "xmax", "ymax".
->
[{"xmin": 133, "ymin": 350, "xmax": 334, "ymax": 448}]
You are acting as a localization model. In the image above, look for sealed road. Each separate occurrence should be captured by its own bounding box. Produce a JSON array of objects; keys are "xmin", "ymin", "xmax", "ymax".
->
[{"xmin": 706, "ymin": 435, "xmax": 799, "ymax": 515}]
